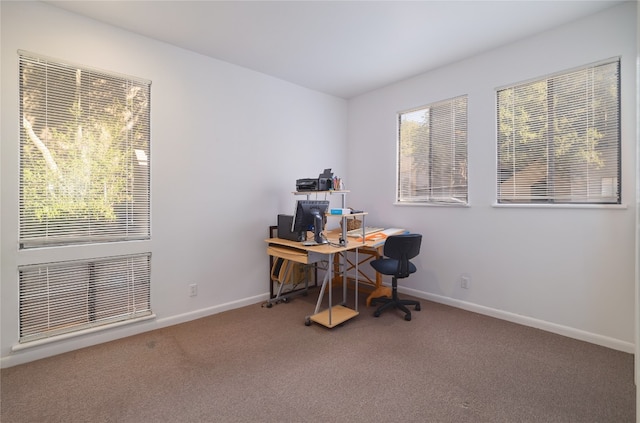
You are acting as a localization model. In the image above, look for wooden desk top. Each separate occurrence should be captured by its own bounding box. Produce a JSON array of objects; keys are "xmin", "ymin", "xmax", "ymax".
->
[
  {"xmin": 325, "ymin": 227, "xmax": 407, "ymax": 249},
  {"xmin": 266, "ymin": 227, "xmax": 407, "ymax": 258},
  {"xmin": 265, "ymin": 234, "xmax": 363, "ymax": 254},
  {"xmin": 266, "ymin": 234, "xmax": 363, "ymax": 264}
]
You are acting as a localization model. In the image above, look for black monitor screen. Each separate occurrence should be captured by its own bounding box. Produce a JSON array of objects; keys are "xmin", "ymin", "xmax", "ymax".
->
[{"xmin": 291, "ymin": 200, "xmax": 329, "ymax": 244}]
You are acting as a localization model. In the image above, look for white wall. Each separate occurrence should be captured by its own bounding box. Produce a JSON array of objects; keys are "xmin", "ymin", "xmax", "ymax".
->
[
  {"xmin": 0, "ymin": 1, "xmax": 347, "ymax": 367},
  {"xmin": 347, "ymin": 2, "xmax": 637, "ymax": 352}
]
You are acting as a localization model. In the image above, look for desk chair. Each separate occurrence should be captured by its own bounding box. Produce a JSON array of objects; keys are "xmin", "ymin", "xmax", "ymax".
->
[{"xmin": 370, "ymin": 233, "xmax": 422, "ymax": 321}]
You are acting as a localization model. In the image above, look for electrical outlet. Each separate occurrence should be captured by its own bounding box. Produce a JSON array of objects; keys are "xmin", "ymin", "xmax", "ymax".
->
[
  {"xmin": 461, "ymin": 276, "xmax": 470, "ymax": 289},
  {"xmin": 189, "ymin": 284, "xmax": 198, "ymax": 297}
]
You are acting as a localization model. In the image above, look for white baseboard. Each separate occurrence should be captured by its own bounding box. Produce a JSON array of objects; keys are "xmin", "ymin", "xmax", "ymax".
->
[
  {"xmin": 3, "ymin": 288, "xmax": 633, "ymax": 369},
  {"xmin": 399, "ymin": 286, "xmax": 635, "ymax": 354},
  {"xmin": 153, "ymin": 293, "xmax": 268, "ymax": 329}
]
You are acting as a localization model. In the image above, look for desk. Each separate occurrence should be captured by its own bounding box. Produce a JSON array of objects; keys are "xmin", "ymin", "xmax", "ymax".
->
[{"xmin": 266, "ymin": 235, "xmax": 363, "ymax": 328}]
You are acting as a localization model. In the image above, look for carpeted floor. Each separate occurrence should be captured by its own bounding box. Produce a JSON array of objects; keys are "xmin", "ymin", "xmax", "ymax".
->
[{"xmin": 1, "ymin": 288, "xmax": 635, "ymax": 422}]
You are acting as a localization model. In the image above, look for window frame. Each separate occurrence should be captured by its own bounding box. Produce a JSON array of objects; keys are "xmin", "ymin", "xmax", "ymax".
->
[
  {"xmin": 396, "ymin": 95, "xmax": 469, "ymax": 206},
  {"xmin": 495, "ymin": 58, "xmax": 621, "ymax": 206},
  {"xmin": 18, "ymin": 254, "xmax": 153, "ymax": 344},
  {"xmin": 18, "ymin": 50, "xmax": 151, "ymax": 249},
  {"xmin": 16, "ymin": 51, "xmax": 153, "ymax": 346}
]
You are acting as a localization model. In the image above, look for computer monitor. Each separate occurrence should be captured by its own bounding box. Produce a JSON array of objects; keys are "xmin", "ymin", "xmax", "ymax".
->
[{"xmin": 291, "ymin": 199, "xmax": 330, "ymax": 244}]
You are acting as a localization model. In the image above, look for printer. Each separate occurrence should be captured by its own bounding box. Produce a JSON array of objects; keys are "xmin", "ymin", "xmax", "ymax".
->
[
  {"xmin": 296, "ymin": 178, "xmax": 319, "ymax": 191},
  {"xmin": 296, "ymin": 169, "xmax": 333, "ymax": 192}
]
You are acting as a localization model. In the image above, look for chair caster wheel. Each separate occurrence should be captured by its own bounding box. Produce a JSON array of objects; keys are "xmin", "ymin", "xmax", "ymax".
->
[
  {"xmin": 282, "ymin": 297, "xmax": 289, "ymax": 303},
  {"xmin": 404, "ymin": 314, "xmax": 412, "ymax": 321},
  {"xmin": 266, "ymin": 303, "xmax": 273, "ymax": 308},
  {"xmin": 415, "ymin": 304, "xmax": 421, "ymax": 311},
  {"xmin": 305, "ymin": 317, "xmax": 311, "ymax": 326},
  {"xmin": 373, "ymin": 311, "xmax": 381, "ymax": 318}
]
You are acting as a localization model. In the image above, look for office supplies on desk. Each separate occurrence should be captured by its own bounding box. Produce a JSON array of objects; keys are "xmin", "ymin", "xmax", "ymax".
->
[
  {"xmin": 355, "ymin": 228, "xmax": 409, "ymax": 246},
  {"xmin": 346, "ymin": 226, "xmax": 384, "ymax": 237},
  {"xmin": 380, "ymin": 228, "xmax": 407, "ymax": 237}
]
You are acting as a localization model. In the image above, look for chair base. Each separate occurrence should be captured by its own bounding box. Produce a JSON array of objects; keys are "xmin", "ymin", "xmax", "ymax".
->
[{"xmin": 371, "ymin": 278, "xmax": 420, "ymax": 321}]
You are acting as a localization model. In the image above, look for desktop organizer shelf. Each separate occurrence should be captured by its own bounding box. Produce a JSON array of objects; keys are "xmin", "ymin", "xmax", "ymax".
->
[
  {"xmin": 292, "ymin": 190, "xmax": 370, "ymax": 246},
  {"xmin": 292, "ymin": 190, "xmax": 350, "ymax": 195}
]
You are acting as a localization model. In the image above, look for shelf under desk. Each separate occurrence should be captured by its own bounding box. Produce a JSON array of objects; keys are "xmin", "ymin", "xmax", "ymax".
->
[{"xmin": 309, "ymin": 305, "xmax": 359, "ymax": 328}]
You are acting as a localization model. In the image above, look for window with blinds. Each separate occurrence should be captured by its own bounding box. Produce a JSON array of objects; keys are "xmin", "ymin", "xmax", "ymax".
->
[
  {"xmin": 497, "ymin": 59, "xmax": 620, "ymax": 204},
  {"xmin": 17, "ymin": 52, "xmax": 153, "ymax": 344},
  {"xmin": 19, "ymin": 51, "xmax": 151, "ymax": 248},
  {"xmin": 397, "ymin": 95, "xmax": 468, "ymax": 205},
  {"xmin": 19, "ymin": 254, "xmax": 152, "ymax": 343}
]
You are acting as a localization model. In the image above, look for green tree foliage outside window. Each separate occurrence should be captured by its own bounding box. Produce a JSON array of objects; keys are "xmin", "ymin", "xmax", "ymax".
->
[
  {"xmin": 397, "ymin": 96, "xmax": 468, "ymax": 205},
  {"xmin": 497, "ymin": 59, "xmax": 620, "ymax": 204},
  {"xmin": 19, "ymin": 53, "xmax": 151, "ymax": 247}
]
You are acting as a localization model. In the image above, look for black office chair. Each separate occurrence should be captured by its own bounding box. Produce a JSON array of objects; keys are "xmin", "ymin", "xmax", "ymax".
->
[{"xmin": 370, "ymin": 233, "xmax": 422, "ymax": 321}]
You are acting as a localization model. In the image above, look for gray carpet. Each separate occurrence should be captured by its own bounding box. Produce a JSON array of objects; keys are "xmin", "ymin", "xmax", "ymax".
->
[{"xmin": 1, "ymin": 288, "xmax": 635, "ymax": 422}]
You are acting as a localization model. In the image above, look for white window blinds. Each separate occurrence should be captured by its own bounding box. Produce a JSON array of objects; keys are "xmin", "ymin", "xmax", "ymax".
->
[
  {"xmin": 497, "ymin": 59, "xmax": 620, "ymax": 204},
  {"xmin": 19, "ymin": 254, "xmax": 152, "ymax": 343},
  {"xmin": 397, "ymin": 95, "xmax": 468, "ymax": 205},
  {"xmin": 19, "ymin": 52, "xmax": 151, "ymax": 248}
]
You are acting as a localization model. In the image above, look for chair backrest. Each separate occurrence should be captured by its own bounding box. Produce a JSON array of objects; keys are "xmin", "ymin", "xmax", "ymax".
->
[{"xmin": 383, "ymin": 233, "xmax": 422, "ymax": 278}]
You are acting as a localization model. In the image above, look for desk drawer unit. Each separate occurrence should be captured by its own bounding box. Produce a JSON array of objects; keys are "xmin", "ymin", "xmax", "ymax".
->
[{"xmin": 267, "ymin": 245, "xmax": 324, "ymax": 264}]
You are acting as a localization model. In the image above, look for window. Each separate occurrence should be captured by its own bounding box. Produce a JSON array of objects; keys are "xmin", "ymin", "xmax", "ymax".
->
[
  {"xmin": 397, "ymin": 96, "xmax": 468, "ymax": 205},
  {"xmin": 18, "ymin": 51, "xmax": 152, "ymax": 343},
  {"xmin": 497, "ymin": 59, "xmax": 620, "ymax": 204},
  {"xmin": 19, "ymin": 254, "xmax": 152, "ymax": 343},
  {"xmin": 19, "ymin": 51, "xmax": 151, "ymax": 248}
]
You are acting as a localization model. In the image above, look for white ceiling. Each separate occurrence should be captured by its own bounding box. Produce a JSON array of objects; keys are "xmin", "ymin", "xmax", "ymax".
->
[{"xmin": 45, "ymin": 0, "xmax": 624, "ymax": 99}]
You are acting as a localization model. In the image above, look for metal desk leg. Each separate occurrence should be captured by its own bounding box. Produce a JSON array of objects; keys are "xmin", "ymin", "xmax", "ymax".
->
[
  {"xmin": 306, "ymin": 255, "xmax": 333, "ymax": 326},
  {"xmin": 305, "ymin": 252, "xmax": 359, "ymax": 328}
]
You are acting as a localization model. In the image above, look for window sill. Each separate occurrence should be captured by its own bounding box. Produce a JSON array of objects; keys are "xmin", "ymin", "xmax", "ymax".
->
[
  {"xmin": 394, "ymin": 202, "xmax": 470, "ymax": 208},
  {"xmin": 492, "ymin": 203, "xmax": 627, "ymax": 210},
  {"xmin": 11, "ymin": 313, "xmax": 156, "ymax": 352}
]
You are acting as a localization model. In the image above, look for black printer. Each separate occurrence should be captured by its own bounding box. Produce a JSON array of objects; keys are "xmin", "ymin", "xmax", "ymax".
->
[
  {"xmin": 296, "ymin": 169, "xmax": 333, "ymax": 191},
  {"xmin": 296, "ymin": 178, "xmax": 318, "ymax": 191}
]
